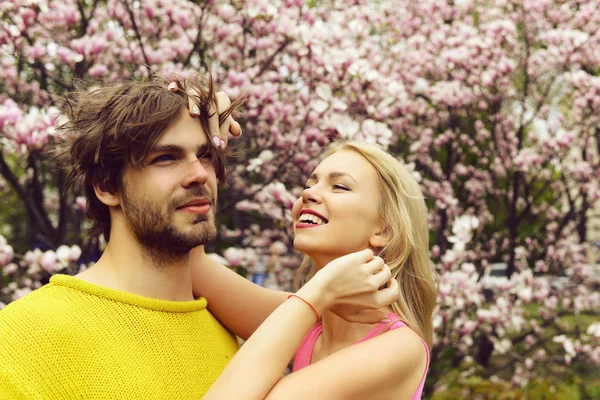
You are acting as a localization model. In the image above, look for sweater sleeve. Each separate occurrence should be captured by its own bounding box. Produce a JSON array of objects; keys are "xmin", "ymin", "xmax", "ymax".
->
[{"xmin": 0, "ymin": 364, "xmax": 40, "ymax": 400}]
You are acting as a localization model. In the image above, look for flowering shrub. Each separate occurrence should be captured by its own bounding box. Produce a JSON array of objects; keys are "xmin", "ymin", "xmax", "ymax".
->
[
  {"xmin": 1, "ymin": 0, "xmax": 599, "ymax": 394},
  {"xmin": 0, "ymin": 237, "xmax": 82, "ymax": 305}
]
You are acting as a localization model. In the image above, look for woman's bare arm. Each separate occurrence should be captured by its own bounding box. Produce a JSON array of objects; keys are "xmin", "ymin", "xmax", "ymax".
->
[
  {"xmin": 203, "ymin": 250, "xmax": 401, "ymax": 400},
  {"xmin": 265, "ymin": 328, "xmax": 428, "ymax": 400},
  {"xmin": 190, "ymin": 247, "xmax": 288, "ymax": 340}
]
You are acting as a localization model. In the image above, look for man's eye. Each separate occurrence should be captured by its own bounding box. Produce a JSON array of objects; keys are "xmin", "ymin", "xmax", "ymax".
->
[
  {"xmin": 197, "ymin": 151, "xmax": 213, "ymax": 162},
  {"xmin": 151, "ymin": 154, "xmax": 176, "ymax": 164}
]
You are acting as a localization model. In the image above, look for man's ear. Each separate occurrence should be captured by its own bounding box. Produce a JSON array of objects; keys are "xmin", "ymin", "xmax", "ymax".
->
[
  {"xmin": 93, "ymin": 182, "xmax": 120, "ymax": 207},
  {"xmin": 369, "ymin": 225, "xmax": 392, "ymax": 248}
]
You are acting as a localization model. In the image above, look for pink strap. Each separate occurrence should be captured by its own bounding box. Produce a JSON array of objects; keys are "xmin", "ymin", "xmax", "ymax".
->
[
  {"xmin": 356, "ymin": 313, "xmax": 406, "ymax": 344},
  {"xmin": 411, "ymin": 335, "xmax": 430, "ymax": 400},
  {"xmin": 292, "ymin": 322, "xmax": 323, "ymax": 372},
  {"xmin": 292, "ymin": 313, "xmax": 430, "ymax": 400},
  {"xmin": 374, "ymin": 314, "xmax": 429, "ymax": 400},
  {"xmin": 294, "ymin": 314, "xmax": 406, "ymax": 370}
]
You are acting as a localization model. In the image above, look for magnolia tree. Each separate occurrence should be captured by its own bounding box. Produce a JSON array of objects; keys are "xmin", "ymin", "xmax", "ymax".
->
[{"xmin": 1, "ymin": 0, "xmax": 599, "ymax": 393}]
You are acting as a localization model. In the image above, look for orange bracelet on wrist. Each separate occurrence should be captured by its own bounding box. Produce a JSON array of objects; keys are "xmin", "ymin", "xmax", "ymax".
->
[{"xmin": 288, "ymin": 294, "xmax": 320, "ymax": 322}]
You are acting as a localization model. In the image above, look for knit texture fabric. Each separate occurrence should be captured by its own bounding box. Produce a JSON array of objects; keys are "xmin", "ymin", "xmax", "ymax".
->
[{"xmin": 0, "ymin": 274, "xmax": 239, "ymax": 399}]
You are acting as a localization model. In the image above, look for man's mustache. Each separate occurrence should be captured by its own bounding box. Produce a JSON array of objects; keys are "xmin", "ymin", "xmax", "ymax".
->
[{"xmin": 173, "ymin": 187, "xmax": 215, "ymax": 209}]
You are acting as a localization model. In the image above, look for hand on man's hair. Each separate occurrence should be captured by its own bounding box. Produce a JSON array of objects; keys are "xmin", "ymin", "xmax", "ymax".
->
[{"xmin": 188, "ymin": 91, "xmax": 242, "ymax": 150}]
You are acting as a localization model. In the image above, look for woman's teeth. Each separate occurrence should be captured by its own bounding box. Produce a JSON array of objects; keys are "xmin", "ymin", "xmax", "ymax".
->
[{"xmin": 299, "ymin": 214, "xmax": 326, "ymax": 225}]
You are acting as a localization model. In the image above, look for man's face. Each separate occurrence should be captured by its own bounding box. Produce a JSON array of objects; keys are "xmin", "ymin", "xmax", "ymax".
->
[{"xmin": 119, "ymin": 108, "xmax": 219, "ymax": 257}]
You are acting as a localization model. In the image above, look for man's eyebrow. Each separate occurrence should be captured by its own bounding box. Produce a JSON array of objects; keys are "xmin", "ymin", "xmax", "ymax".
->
[
  {"xmin": 308, "ymin": 171, "xmax": 358, "ymax": 183},
  {"xmin": 148, "ymin": 143, "xmax": 211, "ymax": 154},
  {"xmin": 147, "ymin": 144, "xmax": 184, "ymax": 154},
  {"xmin": 196, "ymin": 143, "xmax": 211, "ymax": 154}
]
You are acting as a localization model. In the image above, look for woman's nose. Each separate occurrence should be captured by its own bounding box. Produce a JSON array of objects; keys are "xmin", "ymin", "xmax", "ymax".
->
[{"xmin": 301, "ymin": 186, "xmax": 322, "ymax": 203}]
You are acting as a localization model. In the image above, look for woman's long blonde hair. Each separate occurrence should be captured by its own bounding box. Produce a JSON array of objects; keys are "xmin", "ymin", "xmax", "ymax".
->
[{"xmin": 295, "ymin": 141, "xmax": 438, "ymax": 347}]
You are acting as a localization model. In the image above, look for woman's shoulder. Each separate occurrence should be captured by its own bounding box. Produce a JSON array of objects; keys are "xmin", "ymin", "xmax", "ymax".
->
[
  {"xmin": 344, "ymin": 321, "xmax": 428, "ymax": 399},
  {"xmin": 374, "ymin": 324, "xmax": 428, "ymax": 366},
  {"xmin": 366, "ymin": 314, "xmax": 428, "ymax": 360},
  {"xmin": 268, "ymin": 324, "xmax": 429, "ymax": 400}
]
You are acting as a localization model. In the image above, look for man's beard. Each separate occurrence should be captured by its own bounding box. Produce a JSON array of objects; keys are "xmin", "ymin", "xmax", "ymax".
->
[{"xmin": 121, "ymin": 185, "xmax": 217, "ymax": 266}]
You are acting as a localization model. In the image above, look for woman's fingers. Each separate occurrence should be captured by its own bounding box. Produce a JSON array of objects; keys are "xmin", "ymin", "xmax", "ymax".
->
[
  {"xmin": 364, "ymin": 254, "xmax": 384, "ymax": 274},
  {"xmin": 215, "ymin": 91, "xmax": 232, "ymax": 113},
  {"xmin": 334, "ymin": 277, "xmax": 398, "ymax": 323},
  {"xmin": 378, "ymin": 277, "xmax": 399, "ymax": 306},
  {"xmin": 352, "ymin": 249, "xmax": 375, "ymax": 263},
  {"xmin": 368, "ymin": 264, "xmax": 391, "ymax": 293},
  {"xmin": 188, "ymin": 91, "xmax": 237, "ymax": 149},
  {"xmin": 371, "ymin": 264, "xmax": 392, "ymax": 288},
  {"xmin": 215, "ymin": 92, "xmax": 233, "ymax": 148},
  {"xmin": 207, "ymin": 96, "xmax": 222, "ymax": 148},
  {"xmin": 187, "ymin": 95, "xmax": 221, "ymax": 148},
  {"xmin": 229, "ymin": 119, "xmax": 242, "ymax": 137}
]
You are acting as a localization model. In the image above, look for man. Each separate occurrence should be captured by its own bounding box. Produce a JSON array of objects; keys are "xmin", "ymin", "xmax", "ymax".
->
[{"xmin": 0, "ymin": 74, "xmax": 395, "ymax": 399}]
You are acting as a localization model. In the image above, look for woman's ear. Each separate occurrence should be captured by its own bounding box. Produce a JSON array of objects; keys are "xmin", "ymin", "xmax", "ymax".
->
[
  {"xmin": 93, "ymin": 182, "xmax": 120, "ymax": 207},
  {"xmin": 369, "ymin": 225, "xmax": 392, "ymax": 248}
]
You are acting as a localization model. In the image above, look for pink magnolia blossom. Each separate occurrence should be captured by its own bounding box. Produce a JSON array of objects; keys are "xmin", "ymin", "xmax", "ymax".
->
[
  {"xmin": 0, "ymin": 99, "xmax": 22, "ymax": 128},
  {"xmin": 13, "ymin": 287, "xmax": 32, "ymax": 301},
  {"xmin": 75, "ymin": 196, "xmax": 86, "ymax": 212},
  {"xmin": 40, "ymin": 251, "xmax": 57, "ymax": 273},
  {"xmin": 0, "ymin": 236, "xmax": 14, "ymax": 267},
  {"xmin": 1, "ymin": 0, "xmax": 599, "ymax": 391}
]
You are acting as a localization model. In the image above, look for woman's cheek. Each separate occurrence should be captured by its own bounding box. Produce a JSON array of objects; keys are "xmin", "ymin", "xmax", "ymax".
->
[{"xmin": 291, "ymin": 197, "xmax": 303, "ymax": 220}]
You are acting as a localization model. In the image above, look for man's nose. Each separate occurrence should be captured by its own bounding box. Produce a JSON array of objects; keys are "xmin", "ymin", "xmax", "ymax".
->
[{"xmin": 182, "ymin": 158, "xmax": 210, "ymax": 188}]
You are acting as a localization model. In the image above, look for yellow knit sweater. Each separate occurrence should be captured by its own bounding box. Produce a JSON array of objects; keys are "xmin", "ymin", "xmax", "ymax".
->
[{"xmin": 0, "ymin": 274, "xmax": 239, "ymax": 399}]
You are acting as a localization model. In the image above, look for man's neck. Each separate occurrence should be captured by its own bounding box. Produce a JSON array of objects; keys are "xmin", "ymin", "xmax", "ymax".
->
[{"xmin": 76, "ymin": 237, "xmax": 195, "ymax": 302}]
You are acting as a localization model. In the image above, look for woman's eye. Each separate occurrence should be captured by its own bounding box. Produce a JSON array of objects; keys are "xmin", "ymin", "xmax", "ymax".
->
[
  {"xmin": 304, "ymin": 185, "xmax": 313, "ymax": 190},
  {"xmin": 333, "ymin": 184, "xmax": 349, "ymax": 190}
]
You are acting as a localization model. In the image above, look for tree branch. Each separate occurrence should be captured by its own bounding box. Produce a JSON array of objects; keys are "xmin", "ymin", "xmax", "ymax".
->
[
  {"xmin": 121, "ymin": 0, "xmax": 151, "ymax": 70},
  {"xmin": 184, "ymin": 2, "xmax": 211, "ymax": 67},
  {"xmin": 253, "ymin": 37, "xmax": 293, "ymax": 80},
  {"xmin": 55, "ymin": 168, "xmax": 69, "ymax": 245},
  {"xmin": 515, "ymin": 175, "xmax": 553, "ymax": 225},
  {"xmin": 0, "ymin": 147, "xmax": 54, "ymax": 245}
]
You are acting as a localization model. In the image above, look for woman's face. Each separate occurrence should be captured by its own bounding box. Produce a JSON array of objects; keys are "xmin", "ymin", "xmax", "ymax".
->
[{"xmin": 291, "ymin": 150, "xmax": 386, "ymax": 266}]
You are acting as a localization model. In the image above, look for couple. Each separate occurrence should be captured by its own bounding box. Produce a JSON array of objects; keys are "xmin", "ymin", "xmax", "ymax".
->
[{"xmin": 0, "ymin": 74, "xmax": 437, "ymax": 399}]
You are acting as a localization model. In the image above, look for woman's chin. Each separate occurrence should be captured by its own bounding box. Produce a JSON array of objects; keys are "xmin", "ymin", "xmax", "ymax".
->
[
  {"xmin": 292, "ymin": 239, "xmax": 316, "ymax": 257},
  {"xmin": 293, "ymin": 238, "xmax": 326, "ymax": 259},
  {"xmin": 293, "ymin": 241, "xmax": 353, "ymax": 268},
  {"xmin": 295, "ymin": 238, "xmax": 367, "ymax": 258}
]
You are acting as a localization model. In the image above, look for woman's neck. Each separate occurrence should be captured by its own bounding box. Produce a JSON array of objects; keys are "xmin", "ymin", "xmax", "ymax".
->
[
  {"xmin": 309, "ymin": 254, "xmax": 392, "ymax": 360},
  {"xmin": 319, "ymin": 312, "xmax": 372, "ymax": 350},
  {"xmin": 314, "ymin": 308, "xmax": 391, "ymax": 362}
]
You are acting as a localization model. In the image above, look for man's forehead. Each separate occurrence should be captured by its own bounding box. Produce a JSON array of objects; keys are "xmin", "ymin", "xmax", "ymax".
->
[{"xmin": 152, "ymin": 111, "xmax": 209, "ymax": 150}]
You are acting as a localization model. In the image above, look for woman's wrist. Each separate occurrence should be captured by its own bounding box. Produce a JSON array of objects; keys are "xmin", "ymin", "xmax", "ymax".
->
[
  {"xmin": 295, "ymin": 282, "xmax": 331, "ymax": 316},
  {"xmin": 287, "ymin": 294, "xmax": 320, "ymax": 322}
]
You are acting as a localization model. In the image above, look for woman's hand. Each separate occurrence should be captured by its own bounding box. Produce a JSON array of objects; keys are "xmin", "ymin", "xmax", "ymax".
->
[
  {"xmin": 203, "ymin": 249, "xmax": 398, "ymax": 400},
  {"xmin": 296, "ymin": 249, "xmax": 399, "ymax": 323},
  {"xmin": 189, "ymin": 91, "xmax": 242, "ymax": 149}
]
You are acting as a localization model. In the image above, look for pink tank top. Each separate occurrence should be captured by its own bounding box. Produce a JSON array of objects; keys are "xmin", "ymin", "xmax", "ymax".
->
[{"xmin": 292, "ymin": 313, "xmax": 429, "ymax": 400}]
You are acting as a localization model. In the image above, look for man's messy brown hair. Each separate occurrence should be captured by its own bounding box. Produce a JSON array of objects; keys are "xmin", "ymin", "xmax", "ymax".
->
[{"xmin": 54, "ymin": 74, "xmax": 243, "ymax": 240}]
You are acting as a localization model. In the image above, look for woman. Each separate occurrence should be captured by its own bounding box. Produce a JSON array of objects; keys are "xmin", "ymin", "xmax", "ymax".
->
[{"xmin": 196, "ymin": 141, "xmax": 438, "ymax": 399}]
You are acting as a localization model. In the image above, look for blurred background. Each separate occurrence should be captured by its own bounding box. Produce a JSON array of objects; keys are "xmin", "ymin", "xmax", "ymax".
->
[{"xmin": 0, "ymin": 0, "xmax": 598, "ymax": 398}]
